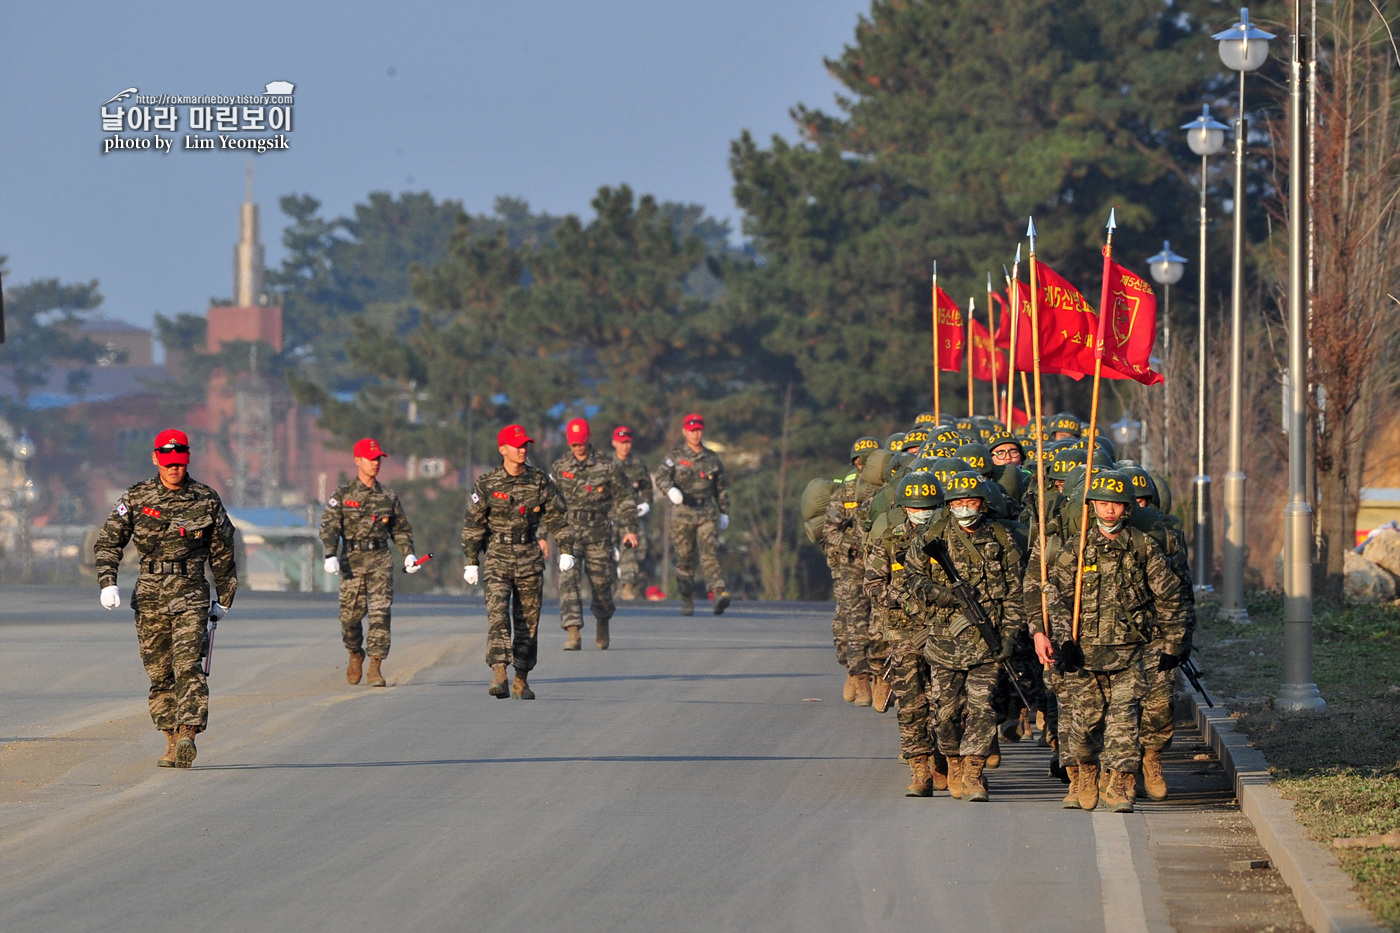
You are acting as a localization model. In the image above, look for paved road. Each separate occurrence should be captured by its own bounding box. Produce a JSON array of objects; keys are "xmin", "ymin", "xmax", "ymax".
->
[{"xmin": 0, "ymin": 589, "xmax": 1308, "ymax": 932}]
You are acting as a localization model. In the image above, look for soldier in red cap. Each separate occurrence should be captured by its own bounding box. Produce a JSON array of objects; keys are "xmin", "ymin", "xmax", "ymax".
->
[
  {"xmin": 655, "ymin": 413, "xmax": 731, "ymax": 615},
  {"xmin": 550, "ymin": 417, "xmax": 638, "ymax": 649},
  {"xmin": 318, "ymin": 438, "xmax": 419, "ymax": 687},
  {"xmin": 610, "ymin": 425, "xmax": 654, "ymax": 600},
  {"xmin": 461, "ymin": 425, "xmax": 575, "ymax": 698},
  {"xmin": 93, "ymin": 429, "xmax": 238, "ymax": 769}
]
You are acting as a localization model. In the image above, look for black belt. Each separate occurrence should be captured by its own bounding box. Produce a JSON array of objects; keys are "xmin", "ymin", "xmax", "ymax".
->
[
  {"xmin": 142, "ymin": 559, "xmax": 202, "ymax": 575},
  {"xmin": 569, "ymin": 509, "xmax": 608, "ymax": 523},
  {"xmin": 345, "ymin": 539, "xmax": 389, "ymax": 552},
  {"xmin": 494, "ymin": 530, "xmax": 537, "ymax": 544},
  {"xmin": 679, "ymin": 491, "xmax": 706, "ymax": 508}
]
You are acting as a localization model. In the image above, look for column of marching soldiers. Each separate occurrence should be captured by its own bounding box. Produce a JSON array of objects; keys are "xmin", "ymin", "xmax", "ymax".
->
[{"xmin": 805, "ymin": 409, "xmax": 1194, "ymax": 812}]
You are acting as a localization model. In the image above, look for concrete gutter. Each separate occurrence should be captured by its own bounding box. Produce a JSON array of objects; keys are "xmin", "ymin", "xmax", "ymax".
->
[{"xmin": 1181, "ymin": 685, "xmax": 1386, "ymax": 933}]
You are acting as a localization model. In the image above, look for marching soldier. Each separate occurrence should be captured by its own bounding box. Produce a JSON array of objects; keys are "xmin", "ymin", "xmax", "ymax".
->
[
  {"xmin": 822, "ymin": 436, "xmax": 881, "ymax": 704},
  {"xmin": 462, "ymin": 425, "xmax": 575, "ymax": 699},
  {"xmin": 610, "ymin": 425, "xmax": 654, "ymax": 600},
  {"xmin": 319, "ymin": 438, "xmax": 420, "ymax": 687},
  {"xmin": 655, "ymin": 413, "xmax": 731, "ymax": 616},
  {"xmin": 894, "ymin": 471, "xmax": 1025, "ymax": 802},
  {"xmin": 551, "ymin": 418, "xmax": 638, "ymax": 650},
  {"xmin": 1031, "ymin": 470, "xmax": 1187, "ymax": 813},
  {"xmin": 94, "ymin": 429, "xmax": 237, "ymax": 769}
]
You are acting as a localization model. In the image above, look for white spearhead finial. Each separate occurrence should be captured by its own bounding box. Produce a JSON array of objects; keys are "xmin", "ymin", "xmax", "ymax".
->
[
  {"xmin": 1026, "ymin": 217, "xmax": 1037, "ymax": 238},
  {"xmin": 932, "ymin": 260, "xmax": 938, "ymax": 278},
  {"xmin": 1106, "ymin": 207, "xmax": 1117, "ymax": 231},
  {"xmin": 1014, "ymin": 243, "xmax": 1021, "ymax": 265}
]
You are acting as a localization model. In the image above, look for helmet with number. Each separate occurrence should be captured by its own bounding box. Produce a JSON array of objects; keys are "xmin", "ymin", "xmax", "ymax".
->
[
  {"xmin": 971, "ymin": 415, "xmax": 999, "ymax": 441},
  {"xmin": 1047, "ymin": 412, "xmax": 1083, "ymax": 437},
  {"xmin": 924, "ymin": 442, "xmax": 960, "ymax": 459},
  {"xmin": 849, "ymin": 436, "xmax": 881, "ymax": 463},
  {"xmin": 986, "ymin": 431, "xmax": 1024, "ymax": 458},
  {"xmin": 1047, "ymin": 448, "xmax": 1086, "ymax": 483},
  {"xmin": 902, "ymin": 426, "xmax": 931, "ymax": 450},
  {"xmin": 934, "ymin": 427, "xmax": 965, "ymax": 447},
  {"xmin": 1117, "ymin": 464, "xmax": 1158, "ymax": 505},
  {"xmin": 955, "ymin": 443, "xmax": 993, "ymax": 477},
  {"xmin": 908, "ymin": 456, "xmax": 939, "ymax": 474},
  {"xmin": 896, "ymin": 471, "xmax": 944, "ymax": 510},
  {"xmin": 930, "ymin": 457, "xmax": 972, "ymax": 487},
  {"xmin": 888, "ymin": 450, "xmax": 917, "ymax": 479},
  {"xmin": 912, "ymin": 411, "xmax": 938, "ymax": 426},
  {"xmin": 943, "ymin": 470, "xmax": 990, "ymax": 502},
  {"xmin": 1085, "ymin": 469, "xmax": 1134, "ymax": 505},
  {"xmin": 886, "ymin": 432, "xmax": 907, "ymax": 452},
  {"xmin": 953, "ymin": 417, "xmax": 978, "ymax": 437},
  {"xmin": 1149, "ymin": 470, "xmax": 1173, "ymax": 513}
]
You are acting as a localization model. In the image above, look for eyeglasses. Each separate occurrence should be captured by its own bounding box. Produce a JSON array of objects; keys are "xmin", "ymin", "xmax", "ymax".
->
[
  {"xmin": 156, "ymin": 444, "xmax": 191, "ymax": 454},
  {"xmin": 991, "ymin": 448, "xmax": 1020, "ymax": 461}
]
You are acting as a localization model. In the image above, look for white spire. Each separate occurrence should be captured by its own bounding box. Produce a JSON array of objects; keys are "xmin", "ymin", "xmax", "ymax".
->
[{"xmin": 233, "ymin": 159, "xmax": 265, "ymax": 306}]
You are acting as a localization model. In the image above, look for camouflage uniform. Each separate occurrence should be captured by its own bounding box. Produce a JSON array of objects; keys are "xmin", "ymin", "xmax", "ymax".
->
[
  {"xmin": 655, "ymin": 443, "xmax": 729, "ymax": 600},
  {"xmin": 550, "ymin": 445, "xmax": 637, "ymax": 631},
  {"xmin": 612, "ymin": 452, "xmax": 654, "ymax": 592},
  {"xmin": 822, "ymin": 471, "xmax": 874, "ymax": 673},
  {"xmin": 1131, "ymin": 507, "xmax": 1196, "ymax": 752},
  {"xmin": 893, "ymin": 513, "xmax": 1025, "ymax": 758},
  {"xmin": 94, "ymin": 477, "xmax": 238, "ymax": 734},
  {"xmin": 1034, "ymin": 523, "xmax": 1187, "ymax": 773},
  {"xmin": 462, "ymin": 464, "xmax": 573, "ymax": 674},
  {"xmin": 319, "ymin": 480, "xmax": 415, "ymax": 659},
  {"xmin": 863, "ymin": 508, "xmax": 935, "ymax": 760}
]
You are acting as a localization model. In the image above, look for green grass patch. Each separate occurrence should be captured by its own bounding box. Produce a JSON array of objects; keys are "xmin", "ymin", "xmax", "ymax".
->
[{"xmin": 1196, "ymin": 591, "xmax": 1400, "ymax": 930}]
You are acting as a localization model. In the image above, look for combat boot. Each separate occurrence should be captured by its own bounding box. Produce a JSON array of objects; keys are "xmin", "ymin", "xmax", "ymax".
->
[
  {"xmin": 488, "ymin": 663, "xmax": 509, "ymax": 698},
  {"xmin": 680, "ymin": 597, "xmax": 694, "ymax": 617},
  {"xmin": 946, "ymin": 755, "xmax": 965, "ymax": 799},
  {"xmin": 1077, "ymin": 763, "xmax": 1099, "ymax": 811},
  {"xmin": 871, "ymin": 675, "xmax": 893, "ymax": 714},
  {"xmin": 366, "ymin": 656, "xmax": 386, "ymax": 687},
  {"xmin": 174, "ymin": 724, "xmax": 198, "ymax": 769},
  {"xmin": 962, "ymin": 755, "xmax": 989, "ymax": 802},
  {"xmin": 346, "ymin": 649, "xmax": 365, "ymax": 685},
  {"xmin": 905, "ymin": 755, "xmax": 933, "ymax": 797},
  {"xmin": 852, "ymin": 674, "xmax": 872, "ymax": 707},
  {"xmin": 157, "ymin": 729, "xmax": 178, "ymax": 768},
  {"xmin": 595, "ymin": 619, "xmax": 610, "ymax": 650},
  {"xmin": 619, "ymin": 582, "xmax": 637, "ymax": 601},
  {"xmin": 1141, "ymin": 748, "xmax": 1168, "ymax": 800},
  {"xmin": 930, "ymin": 751, "xmax": 949, "ymax": 791},
  {"xmin": 1061, "ymin": 765, "xmax": 1082, "ymax": 809},
  {"xmin": 713, "ymin": 589, "xmax": 731, "ymax": 615},
  {"xmin": 842, "ymin": 672, "xmax": 859, "ymax": 703},
  {"xmin": 511, "ymin": 673, "xmax": 536, "ymax": 700},
  {"xmin": 1018, "ymin": 708, "xmax": 1032, "ymax": 741},
  {"xmin": 1101, "ymin": 769, "xmax": 1134, "ymax": 813},
  {"xmin": 985, "ymin": 735, "xmax": 1001, "ymax": 769},
  {"xmin": 563, "ymin": 626, "xmax": 582, "ymax": 650}
]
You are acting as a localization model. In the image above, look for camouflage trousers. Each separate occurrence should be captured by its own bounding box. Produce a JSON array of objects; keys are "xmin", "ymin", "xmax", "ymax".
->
[
  {"xmin": 829, "ymin": 561, "xmax": 872, "ymax": 674},
  {"xmin": 672, "ymin": 507, "xmax": 726, "ymax": 597},
  {"xmin": 559, "ymin": 535, "xmax": 616, "ymax": 630},
  {"xmin": 615, "ymin": 519, "xmax": 651, "ymax": 588},
  {"xmin": 883, "ymin": 626, "xmax": 935, "ymax": 759},
  {"xmin": 483, "ymin": 546, "xmax": 544, "ymax": 673},
  {"xmin": 928, "ymin": 661, "xmax": 999, "ymax": 757},
  {"xmin": 132, "ymin": 573, "xmax": 211, "ymax": 733},
  {"xmin": 339, "ymin": 550, "xmax": 393, "ymax": 658},
  {"xmin": 998, "ymin": 631, "xmax": 1046, "ymax": 723},
  {"xmin": 1140, "ymin": 637, "xmax": 1177, "ymax": 751},
  {"xmin": 1058, "ymin": 659, "xmax": 1146, "ymax": 773}
]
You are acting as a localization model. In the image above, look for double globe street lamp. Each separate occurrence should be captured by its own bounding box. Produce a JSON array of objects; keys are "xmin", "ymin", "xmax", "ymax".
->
[{"xmin": 1146, "ymin": 241, "xmax": 1187, "ymax": 479}]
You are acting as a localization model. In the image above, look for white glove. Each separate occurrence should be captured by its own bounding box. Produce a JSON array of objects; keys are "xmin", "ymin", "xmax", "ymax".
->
[
  {"xmin": 463, "ymin": 565, "xmax": 479, "ymax": 586},
  {"xmin": 636, "ymin": 501, "xmax": 651, "ymax": 518},
  {"xmin": 719, "ymin": 514, "xmax": 730, "ymax": 530},
  {"xmin": 559, "ymin": 553, "xmax": 576, "ymax": 572},
  {"xmin": 667, "ymin": 487, "xmax": 684, "ymax": 505},
  {"xmin": 99, "ymin": 585, "xmax": 121, "ymax": 611},
  {"xmin": 209, "ymin": 603, "xmax": 229, "ymax": 620},
  {"xmin": 323, "ymin": 556, "xmax": 340, "ymax": 575},
  {"xmin": 404, "ymin": 554, "xmax": 421, "ymax": 574}
]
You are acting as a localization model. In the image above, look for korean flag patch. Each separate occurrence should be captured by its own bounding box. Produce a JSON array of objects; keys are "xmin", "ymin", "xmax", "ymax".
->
[
  {"xmin": 327, "ymin": 497, "xmax": 338, "ymax": 507},
  {"xmin": 115, "ymin": 501, "xmax": 128, "ymax": 516},
  {"xmin": 470, "ymin": 493, "xmax": 480, "ymax": 503}
]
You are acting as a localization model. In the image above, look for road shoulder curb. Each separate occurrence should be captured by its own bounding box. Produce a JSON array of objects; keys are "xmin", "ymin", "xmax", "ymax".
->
[{"xmin": 1181, "ymin": 684, "xmax": 1386, "ymax": 933}]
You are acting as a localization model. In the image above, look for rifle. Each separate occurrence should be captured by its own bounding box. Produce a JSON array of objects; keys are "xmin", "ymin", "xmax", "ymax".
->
[
  {"xmin": 924, "ymin": 536, "xmax": 1031, "ymax": 709},
  {"xmin": 203, "ymin": 611, "xmax": 218, "ymax": 676},
  {"xmin": 1180, "ymin": 656, "xmax": 1213, "ymax": 708}
]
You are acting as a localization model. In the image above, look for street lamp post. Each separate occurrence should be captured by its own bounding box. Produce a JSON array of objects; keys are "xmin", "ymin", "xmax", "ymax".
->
[
  {"xmin": 1278, "ymin": 0, "xmax": 1324, "ymax": 711},
  {"xmin": 1213, "ymin": 8, "xmax": 1274, "ymax": 622},
  {"xmin": 1181, "ymin": 104, "xmax": 1228, "ymax": 591},
  {"xmin": 1146, "ymin": 241, "xmax": 1187, "ymax": 481},
  {"xmin": 12, "ymin": 431, "xmax": 34, "ymax": 584}
]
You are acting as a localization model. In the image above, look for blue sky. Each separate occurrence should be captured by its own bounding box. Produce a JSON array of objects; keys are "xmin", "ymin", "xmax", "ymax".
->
[{"xmin": 0, "ymin": 1, "xmax": 868, "ymax": 332}]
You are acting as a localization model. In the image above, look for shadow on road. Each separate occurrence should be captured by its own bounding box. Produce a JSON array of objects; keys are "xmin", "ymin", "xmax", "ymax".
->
[{"xmin": 199, "ymin": 752, "xmax": 887, "ymax": 771}]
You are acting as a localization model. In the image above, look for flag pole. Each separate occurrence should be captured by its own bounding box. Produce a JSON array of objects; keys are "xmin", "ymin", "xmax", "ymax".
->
[
  {"xmin": 1004, "ymin": 246, "xmax": 1022, "ymax": 430},
  {"xmin": 1027, "ymin": 217, "xmax": 1051, "ymax": 644},
  {"xmin": 966, "ymin": 297, "xmax": 976, "ymax": 417},
  {"xmin": 986, "ymin": 272, "xmax": 999, "ymax": 422},
  {"xmin": 931, "ymin": 261, "xmax": 941, "ymax": 422},
  {"xmin": 1069, "ymin": 208, "xmax": 1118, "ymax": 648}
]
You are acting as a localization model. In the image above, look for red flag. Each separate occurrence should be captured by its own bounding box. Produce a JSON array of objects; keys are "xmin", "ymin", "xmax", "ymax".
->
[
  {"xmin": 1101, "ymin": 259, "xmax": 1164, "ymax": 386},
  {"xmin": 934, "ymin": 286, "xmax": 964, "ymax": 372},
  {"xmin": 1008, "ymin": 404, "xmax": 1030, "ymax": 427},
  {"xmin": 990, "ymin": 291, "xmax": 1011, "ymax": 349},
  {"xmin": 969, "ymin": 319, "xmax": 1006, "ymax": 382}
]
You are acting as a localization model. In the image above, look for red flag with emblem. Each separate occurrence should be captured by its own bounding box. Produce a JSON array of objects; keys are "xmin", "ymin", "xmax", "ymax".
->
[
  {"xmin": 934, "ymin": 286, "xmax": 964, "ymax": 372},
  {"xmin": 991, "ymin": 291, "xmax": 1011, "ymax": 349},
  {"xmin": 1100, "ymin": 258, "xmax": 1164, "ymax": 385},
  {"xmin": 969, "ymin": 319, "xmax": 1005, "ymax": 382}
]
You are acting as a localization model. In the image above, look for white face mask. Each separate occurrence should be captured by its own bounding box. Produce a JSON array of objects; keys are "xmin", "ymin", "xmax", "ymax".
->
[
  {"xmin": 950, "ymin": 505, "xmax": 981, "ymax": 525},
  {"xmin": 1097, "ymin": 518, "xmax": 1125, "ymax": 535},
  {"xmin": 906, "ymin": 508, "xmax": 935, "ymax": 524}
]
